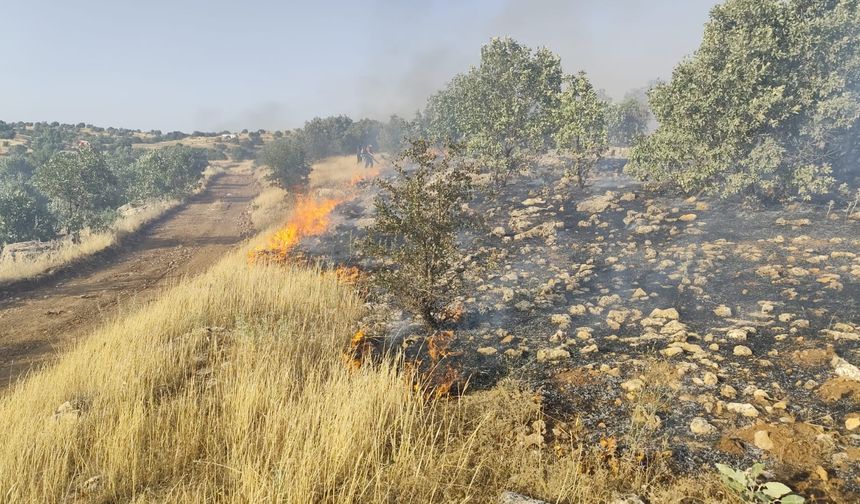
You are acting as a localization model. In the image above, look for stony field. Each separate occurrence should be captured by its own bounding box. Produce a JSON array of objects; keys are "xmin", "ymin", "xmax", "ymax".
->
[{"xmin": 309, "ymin": 158, "xmax": 860, "ymax": 501}]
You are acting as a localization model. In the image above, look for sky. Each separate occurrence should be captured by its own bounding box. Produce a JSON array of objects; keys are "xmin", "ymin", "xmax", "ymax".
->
[{"xmin": 0, "ymin": 0, "xmax": 719, "ymax": 133}]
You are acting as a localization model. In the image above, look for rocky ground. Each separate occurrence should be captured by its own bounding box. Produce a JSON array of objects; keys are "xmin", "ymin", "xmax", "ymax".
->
[{"xmin": 308, "ymin": 157, "xmax": 860, "ymax": 502}]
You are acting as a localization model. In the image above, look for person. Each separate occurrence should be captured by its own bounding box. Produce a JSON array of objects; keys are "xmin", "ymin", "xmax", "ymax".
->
[
  {"xmin": 363, "ymin": 144, "xmax": 376, "ymax": 168},
  {"xmin": 356, "ymin": 146, "xmax": 364, "ymax": 165}
]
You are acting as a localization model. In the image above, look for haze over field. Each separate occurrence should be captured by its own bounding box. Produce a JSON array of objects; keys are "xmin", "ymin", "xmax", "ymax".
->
[{"xmin": 0, "ymin": 0, "xmax": 716, "ymax": 132}]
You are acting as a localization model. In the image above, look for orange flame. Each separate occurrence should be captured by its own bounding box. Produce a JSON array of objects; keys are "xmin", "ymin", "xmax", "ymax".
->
[{"xmin": 249, "ymin": 196, "xmax": 343, "ymax": 264}]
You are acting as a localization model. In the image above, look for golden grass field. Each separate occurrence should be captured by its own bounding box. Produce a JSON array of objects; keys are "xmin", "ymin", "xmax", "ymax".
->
[{"xmin": 0, "ymin": 157, "xmax": 736, "ymax": 503}]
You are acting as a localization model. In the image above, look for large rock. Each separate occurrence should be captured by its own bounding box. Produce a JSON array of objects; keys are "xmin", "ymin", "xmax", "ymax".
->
[
  {"xmin": 536, "ymin": 347, "xmax": 570, "ymax": 363},
  {"xmin": 690, "ymin": 417, "xmax": 716, "ymax": 435},
  {"xmin": 1, "ymin": 240, "xmax": 61, "ymax": 262},
  {"xmin": 576, "ymin": 192, "xmax": 616, "ymax": 214}
]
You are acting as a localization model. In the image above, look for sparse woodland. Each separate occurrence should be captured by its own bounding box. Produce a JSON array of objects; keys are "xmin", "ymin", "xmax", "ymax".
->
[{"xmin": 1, "ymin": 0, "xmax": 859, "ymax": 503}]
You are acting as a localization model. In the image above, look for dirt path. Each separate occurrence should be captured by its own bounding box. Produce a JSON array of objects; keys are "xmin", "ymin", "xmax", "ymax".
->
[{"xmin": 0, "ymin": 171, "xmax": 258, "ymax": 389}]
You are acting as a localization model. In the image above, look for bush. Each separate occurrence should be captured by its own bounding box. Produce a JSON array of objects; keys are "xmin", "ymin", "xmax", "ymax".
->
[
  {"xmin": 258, "ymin": 136, "xmax": 311, "ymax": 189},
  {"xmin": 0, "ymin": 176, "xmax": 55, "ymax": 244},
  {"xmin": 607, "ymin": 96, "xmax": 650, "ymax": 147},
  {"xmin": 123, "ymin": 146, "xmax": 209, "ymax": 203},
  {"xmin": 628, "ymin": 0, "xmax": 860, "ymax": 200},
  {"xmin": 0, "ymin": 121, "xmax": 14, "ymax": 140},
  {"xmin": 33, "ymin": 146, "xmax": 121, "ymax": 238},
  {"xmin": 553, "ymin": 72, "xmax": 608, "ymax": 188},
  {"xmin": 360, "ymin": 140, "xmax": 474, "ymax": 329}
]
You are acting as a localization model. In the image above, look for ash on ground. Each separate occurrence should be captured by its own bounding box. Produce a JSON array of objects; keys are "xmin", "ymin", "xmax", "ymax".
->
[{"xmin": 306, "ymin": 156, "xmax": 860, "ymax": 500}]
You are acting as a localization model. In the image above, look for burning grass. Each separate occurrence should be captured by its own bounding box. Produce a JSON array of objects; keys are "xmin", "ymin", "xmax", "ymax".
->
[{"xmin": 247, "ymin": 195, "xmax": 343, "ymax": 264}]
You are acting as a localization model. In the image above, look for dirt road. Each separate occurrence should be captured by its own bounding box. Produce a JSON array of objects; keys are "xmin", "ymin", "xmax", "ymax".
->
[{"xmin": 0, "ymin": 171, "xmax": 258, "ymax": 389}]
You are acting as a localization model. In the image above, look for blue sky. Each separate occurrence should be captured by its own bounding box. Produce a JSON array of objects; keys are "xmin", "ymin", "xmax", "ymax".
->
[{"xmin": 1, "ymin": 0, "xmax": 718, "ymax": 132}]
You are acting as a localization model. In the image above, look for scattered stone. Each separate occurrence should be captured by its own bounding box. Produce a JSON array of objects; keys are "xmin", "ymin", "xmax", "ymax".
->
[
  {"xmin": 832, "ymin": 356, "xmax": 860, "ymax": 382},
  {"xmin": 754, "ymin": 430, "xmax": 774, "ymax": 451},
  {"xmin": 713, "ymin": 305, "xmax": 732, "ymax": 317},
  {"xmin": 726, "ymin": 402, "xmax": 759, "ymax": 418},
  {"xmin": 576, "ymin": 192, "xmax": 616, "ymax": 214},
  {"xmin": 621, "ymin": 378, "xmax": 645, "ymax": 392},
  {"xmin": 660, "ymin": 347, "xmax": 684, "ymax": 358},
  {"xmin": 845, "ymin": 416, "xmax": 860, "ymax": 431},
  {"xmin": 703, "ymin": 372, "xmax": 719, "ymax": 386},
  {"xmin": 477, "ymin": 347, "xmax": 498, "ymax": 356},
  {"xmin": 720, "ymin": 385, "xmax": 738, "ymax": 399},
  {"xmin": 690, "ymin": 417, "xmax": 716, "ymax": 435},
  {"xmin": 536, "ymin": 347, "xmax": 570, "ymax": 363},
  {"xmin": 650, "ymin": 308, "xmax": 680, "ymax": 320},
  {"xmin": 678, "ymin": 213, "xmax": 697, "ymax": 222},
  {"xmin": 733, "ymin": 345, "xmax": 753, "ymax": 357}
]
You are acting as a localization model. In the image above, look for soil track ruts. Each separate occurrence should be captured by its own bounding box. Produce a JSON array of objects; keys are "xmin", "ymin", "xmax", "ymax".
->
[{"xmin": 0, "ymin": 171, "xmax": 258, "ymax": 390}]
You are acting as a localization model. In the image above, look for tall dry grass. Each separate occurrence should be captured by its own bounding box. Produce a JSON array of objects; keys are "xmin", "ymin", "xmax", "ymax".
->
[{"xmin": 0, "ymin": 250, "xmax": 734, "ymax": 503}]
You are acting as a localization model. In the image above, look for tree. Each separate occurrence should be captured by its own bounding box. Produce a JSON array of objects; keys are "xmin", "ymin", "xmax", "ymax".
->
[
  {"xmin": 0, "ymin": 120, "xmax": 14, "ymax": 140},
  {"xmin": 122, "ymin": 146, "xmax": 208, "ymax": 202},
  {"xmin": 553, "ymin": 72, "xmax": 608, "ymax": 188},
  {"xmin": 379, "ymin": 114, "xmax": 410, "ymax": 153},
  {"xmin": 628, "ymin": 0, "xmax": 860, "ymax": 200},
  {"xmin": 360, "ymin": 140, "xmax": 473, "ymax": 329},
  {"xmin": 607, "ymin": 95, "xmax": 650, "ymax": 147},
  {"xmin": 424, "ymin": 38, "xmax": 563, "ymax": 187},
  {"xmin": 301, "ymin": 115, "xmax": 354, "ymax": 159},
  {"xmin": 33, "ymin": 146, "xmax": 120, "ymax": 238},
  {"xmin": 258, "ymin": 136, "xmax": 311, "ymax": 189},
  {"xmin": 0, "ymin": 175, "xmax": 55, "ymax": 244}
]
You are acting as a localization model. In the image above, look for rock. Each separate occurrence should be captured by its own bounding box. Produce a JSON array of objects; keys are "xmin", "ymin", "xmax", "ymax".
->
[
  {"xmin": 703, "ymin": 372, "xmax": 719, "ymax": 386},
  {"xmin": 52, "ymin": 400, "xmax": 81, "ymax": 422},
  {"xmin": 727, "ymin": 328, "xmax": 749, "ymax": 340},
  {"xmin": 720, "ymin": 385, "xmax": 738, "ymax": 399},
  {"xmin": 576, "ymin": 192, "xmax": 616, "ymax": 214},
  {"xmin": 477, "ymin": 347, "xmax": 498, "ymax": 356},
  {"xmin": 580, "ymin": 344, "xmax": 598, "ymax": 354},
  {"xmin": 492, "ymin": 226, "xmax": 506, "ymax": 237},
  {"xmin": 536, "ymin": 347, "xmax": 570, "ymax": 363},
  {"xmin": 832, "ymin": 356, "xmax": 860, "ymax": 382},
  {"xmin": 635, "ymin": 224, "xmax": 660, "ymax": 234},
  {"xmin": 610, "ymin": 495, "xmax": 645, "ymax": 504},
  {"xmin": 690, "ymin": 417, "xmax": 716, "ymax": 435},
  {"xmin": 550, "ymin": 314, "xmax": 572, "ymax": 329},
  {"xmin": 713, "ymin": 305, "xmax": 732, "ymax": 317},
  {"xmin": 1, "ymin": 239, "xmax": 61, "ymax": 262},
  {"xmin": 678, "ymin": 213, "xmax": 697, "ymax": 222},
  {"xmin": 845, "ymin": 416, "xmax": 860, "ymax": 431},
  {"xmin": 726, "ymin": 402, "xmax": 759, "ymax": 418},
  {"xmin": 733, "ymin": 345, "xmax": 753, "ymax": 356},
  {"xmin": 631, "ymin": 288, "xmax": 648, "ymax": 300},
  {"xmin": 499, "ymin": 491, "xmax": 549, "ymax": 504},
  {"xmin": 568, "ymin": 304, "xmax": 587, "ymax": 316},
  {"xmin": 660, "ymin": 347, "xmax": 684, "ymax": 358},
  {"xmin": 621, "ymin": 378, "xmax": 645, "ymax": 392},
  {"xmin": 650, "ymin": 308, "xmax": 680, "ymax": 320},
  {"xmin": 754, "ymin": 430, "xmax": 774, "ymax": 451}
]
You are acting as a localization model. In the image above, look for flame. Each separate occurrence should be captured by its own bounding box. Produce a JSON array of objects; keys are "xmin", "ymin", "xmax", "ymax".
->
[{"xmin": 249, "ymin": 195, "xmax": 343, "ymax": 264}]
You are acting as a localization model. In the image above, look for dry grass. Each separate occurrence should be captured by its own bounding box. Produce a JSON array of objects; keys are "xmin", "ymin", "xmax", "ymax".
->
[
  {"xmin": 0, "ymin": 255, "xmax": 735, "ymax": 502},
  {"xmin": 0, "ymin": 201, "xmax": 179, "ymax": 284}
]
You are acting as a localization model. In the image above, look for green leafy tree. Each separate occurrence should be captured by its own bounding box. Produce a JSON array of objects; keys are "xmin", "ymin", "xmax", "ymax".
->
[
  {"xmin": 123, "ymin": 146, "xmax": 208, "ymax": 202},
  {"xmin": 0, "ymin": 120, "xmax": 15, "ymax": 140},
  {"xmin": 628, "ymin": 0, "xmax": 860, "ymax": 200},
  {"xmin": 425, "ymin": 38, "xmax": 563, "ymax": 187},
  {"xmin": 0, "ymin": 175, "xmax": 55, "ymax": 243},
  {"xmin": 258, "ymin": 136, "xmax": 311, "ymax": 189},
  {"xmin": 379, "ymin": 115, "xmax": 410, "ymax": 153},
  {"xmin": 301, "ymin": 115, "xmax": 354, "ymax": 159},
  {"xmin": 29, "ymin": 127, "xmax": 67, "ymax": 167},
  {"xmin": 360, "ymin": 140, "xmax": 473, "ymax": 329},
  {"xmin": 553, "ymin": 72, "xmax": 609, "ymax": 188},
  {"xmin": 607, "ymin": 95, "xmax": 651, "ymax": 147},
  {"xmin": 33, "ymin": 146, "xmax": 120, "ymax": 238}
]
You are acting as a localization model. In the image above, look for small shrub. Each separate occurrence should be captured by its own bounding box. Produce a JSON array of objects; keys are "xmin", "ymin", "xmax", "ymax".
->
[
  {"xmin": 360, "ymin": 140, "xmax": 473, "ymax": 329},
  {"xmin": 715, "ymin": 463, "xmax": 804, "ymax": 503}
]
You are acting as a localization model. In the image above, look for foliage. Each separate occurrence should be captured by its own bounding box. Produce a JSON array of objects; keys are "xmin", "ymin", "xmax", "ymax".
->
[
  {"xmin": 715, "ymin": 463, "xmax": 804, "ymax": 503},
  {"xmin": 361, "ymin": 140, "xmax": 474, "ymax": 328},
  {"xmin": 425, "ymin": 37, "xmax": 563, "ymax": 187},
  {"xmin": 0, "ymin": 120, "xmax": 14, "ymax": 140},
  {"xmin": 123, "ymin": 146, "xmax": 208, "ymax": 202},
  {"xmin": 258, "ymin": 135, "xmax": 311, "ymax": 189},
  {"xmin": 29, "ymin": 127, "xmax": 67, "ymax": 167},
  {"xmin": 553, "ymin": 72, "xmax": 608, "ymax": 187},
  {"xmin": 0, "ymin": 175, "xmax": 55, "ymax": 244},
  {"xmin": 33, "ymin": 146, "xmax": 121, "ymax": 238},
  {"xmin": 628, "ymin": 0, "xmax": 860, "ymax": 200},
  {"xmin": 378, "ymin": 115, "xmax": 410, "ymax": 154},
  {"xmin": 301, "ymin": 115, "xmax": 355, "ymax": 160},
  {"xmin": 607, "ymin": 95, "xmax": 650, "ymax": 147}
]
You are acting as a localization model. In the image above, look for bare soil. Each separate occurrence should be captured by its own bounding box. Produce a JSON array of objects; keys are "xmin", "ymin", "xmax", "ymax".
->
[{"xmin": 0, "ymin": 171, "xmax": 258, "ymax": 389}]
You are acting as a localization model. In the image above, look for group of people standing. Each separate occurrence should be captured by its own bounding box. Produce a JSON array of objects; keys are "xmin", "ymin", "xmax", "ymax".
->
[{"xmin": 357, "ymin": 145, "xmax": 376, "ymax": 168}]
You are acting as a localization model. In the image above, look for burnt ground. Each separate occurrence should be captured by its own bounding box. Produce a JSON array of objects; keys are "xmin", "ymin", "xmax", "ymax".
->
[{"xmin": 308, "ymin": 156, "xmax": 860, "ymax": 502}]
